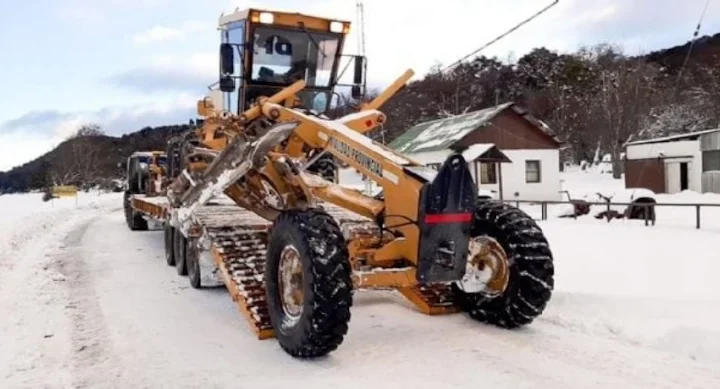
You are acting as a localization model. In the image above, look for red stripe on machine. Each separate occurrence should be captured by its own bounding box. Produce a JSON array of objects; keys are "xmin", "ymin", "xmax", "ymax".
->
[{"xmin": 424, "ymin": 213, "xmax": 473, "ymax": 224}]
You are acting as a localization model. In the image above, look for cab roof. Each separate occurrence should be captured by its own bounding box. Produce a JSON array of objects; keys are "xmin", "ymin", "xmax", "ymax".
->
[{"xmin": 218, "ymin": 7, "xmax": 350, "ymax": 31}]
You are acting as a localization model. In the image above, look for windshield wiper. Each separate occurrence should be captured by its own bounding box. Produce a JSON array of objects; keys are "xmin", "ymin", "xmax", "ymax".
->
[{"xmin": 298, "ymin": 22, "xmax": 327, "ymax": 59}]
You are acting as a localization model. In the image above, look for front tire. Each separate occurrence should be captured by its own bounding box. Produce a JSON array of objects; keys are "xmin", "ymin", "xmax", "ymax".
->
[
  {"xmin": 454, "ymin": 200, "xmax": 554, "ymax": 328},
  {"xmin": 265, "ymin": 209, "xmax": 353, "ymax": 358}
]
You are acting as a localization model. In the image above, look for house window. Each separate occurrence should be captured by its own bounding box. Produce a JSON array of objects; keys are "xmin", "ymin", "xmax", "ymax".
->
[
  {"xmin": 525, "ymin": 160, "xmax": 541, "ymax": 183},
  {"xmin": 703, "ymin": 150, "xmax": 720, "ymax": 172},
  {"xmin": 480, "ymin": 162, "xmax": 497, "ymax": 184}
]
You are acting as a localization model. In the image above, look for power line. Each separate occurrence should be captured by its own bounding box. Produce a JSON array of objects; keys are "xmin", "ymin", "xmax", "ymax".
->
[
  {"xmin": 631, "ymin": 0, "xmax": 713, "ymax": 195},
  {"xmin": 442, "ymin": 0, "xmax": 559, "ymax": 73},
  {"xmin": 673, "ymin": 0, "xmax": 712, "ymax": 97}
]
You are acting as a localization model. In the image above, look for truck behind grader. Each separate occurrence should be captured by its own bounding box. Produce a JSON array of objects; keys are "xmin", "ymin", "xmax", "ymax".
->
[{"xmin": 125, "ymin": 7, "xmax": 555, "ymax": 358}]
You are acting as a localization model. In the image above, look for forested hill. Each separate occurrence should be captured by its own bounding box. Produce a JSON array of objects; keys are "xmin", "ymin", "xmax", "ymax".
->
[
  {"xmin": 0, "ymin": 124, "xmax": 189, "ymax": 193},
  {"xmin": 2, "ymin": 32, "xmax": 719, "ymax": 193},
  {"xmin": 377, "ymin": 32, "xmax": 720, "ymax": 176},
  {"xmin": 645, "ymin": 32, "xmax": 720, "ymax": 71}
]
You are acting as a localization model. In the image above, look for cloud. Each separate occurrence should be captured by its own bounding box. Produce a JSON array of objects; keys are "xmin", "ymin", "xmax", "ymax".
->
[
  {"xmin": 133, "ymin": 21, "xmax": 212, "ymax": 45},
  {"xmin": 107, "ymin": 52, "xmax": 217, "ymax": 93},
  {"xmin": 217, "ymin": 0, "xmax": 716, "ymax": 88},
  {"xmin": 1, "ymin": 111, "xmax": 74, "ymax": 133},
  {"xmin": 55, "ymin": 0, "xmax": 174, "ymax": 28},
  {"xmin": 0, "ymin": 95, "xmax": 199, "ymax": 172}
]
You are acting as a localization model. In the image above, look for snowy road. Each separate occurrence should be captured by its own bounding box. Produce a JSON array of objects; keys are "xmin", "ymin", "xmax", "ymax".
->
[{"xmin": 2, "ymin": 197, "xmax": 720, "ymax": 388}]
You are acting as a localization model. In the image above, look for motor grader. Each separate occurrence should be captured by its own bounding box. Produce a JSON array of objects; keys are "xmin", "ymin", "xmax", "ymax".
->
[
  {"xmin": 127, "ymin": 7, "xmax": 554, "ymax": 359},
  {"xmin": 123, "ymin": 150, "xmax": 167, "ymax": 230}
]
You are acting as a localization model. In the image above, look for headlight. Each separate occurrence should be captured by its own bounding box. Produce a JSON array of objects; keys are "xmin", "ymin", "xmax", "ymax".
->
[
  {"xmin": 259, "ymin": 12, "xmax": 274, "ymax": 24},
  {"xmin": 330, "ymin": 21, "xmax": 343, "ymax": 33}
]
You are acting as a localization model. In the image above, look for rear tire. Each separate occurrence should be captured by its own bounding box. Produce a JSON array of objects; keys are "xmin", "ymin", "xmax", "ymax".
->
[
  {"xmin": 265, "ymin": 209, "xmax": 353, "ymax": 358},
  {"xmin": 186, "ymin": 238, "xmax": 201, "ymax": 289},
  {"xmin": 164, "ymin": 224, "xmax": 175, "ymax": 266},
  {"xmin": 454, "ymin": 200, "xmax": 554, "ymax": 328},
  {"xmin": 174, "ymin": 229, "xmax": 188, "ymax": 276}
]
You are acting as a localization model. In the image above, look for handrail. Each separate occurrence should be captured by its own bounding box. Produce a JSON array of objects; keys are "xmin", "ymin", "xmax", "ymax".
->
[{"xmin": 492, "ymin": 198, "xmax": 719, "ymax": 229}]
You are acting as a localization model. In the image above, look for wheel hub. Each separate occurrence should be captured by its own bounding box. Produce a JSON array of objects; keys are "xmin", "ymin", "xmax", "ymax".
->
[
  {"xmin": 456, "ymin": 236, "xmax": 509, "ymax": 295},
  {"xmin": 278, "ymin": 245, "xmax": 304, "ymax": 322}
]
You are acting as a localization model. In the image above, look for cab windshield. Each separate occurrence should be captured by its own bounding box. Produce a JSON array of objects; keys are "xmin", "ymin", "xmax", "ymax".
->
[{"xmin": 250, "ymin": 26, "xmax": 340, "ymax": 88}]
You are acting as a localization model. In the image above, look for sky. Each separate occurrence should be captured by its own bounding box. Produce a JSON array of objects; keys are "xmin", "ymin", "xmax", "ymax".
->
[{"xmin": 1, "ymin": 0, "xmax": 719, "ymax": 172}]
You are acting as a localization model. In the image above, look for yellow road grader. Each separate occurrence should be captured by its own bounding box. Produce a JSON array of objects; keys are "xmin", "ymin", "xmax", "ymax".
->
[{"xmin": 126, "ymin": 7, "xmax": 554, "ymax": 358}]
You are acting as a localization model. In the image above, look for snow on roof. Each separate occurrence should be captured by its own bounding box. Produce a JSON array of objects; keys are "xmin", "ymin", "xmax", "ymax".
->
[
  {"xmin": 625, "ymin": 128, "xmax": 720, "ymax": 146},
  {"xmin": 388, "ymin": 103, "xmax": 514, "ymax": 154},
  {"xmin": 462, "ymin": 144, "xmax": 494, "ymax": 161},
  {"xmin": 409, "ymin": 144, "xmax": 510, "ymax": 165}
]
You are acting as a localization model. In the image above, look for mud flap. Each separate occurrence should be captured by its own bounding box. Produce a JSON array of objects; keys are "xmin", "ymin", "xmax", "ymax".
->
[{"xmin": 415, "ymin": 154, "xmax": 477, "ymax": 284}]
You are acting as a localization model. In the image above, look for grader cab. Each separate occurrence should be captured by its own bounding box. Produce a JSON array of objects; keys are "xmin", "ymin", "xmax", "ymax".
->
[
  {"xmin": 130, "ymin": 7, "xmax": 554, "ymax": 359},
  {"xmin": 210, "ymin": 8, "xmax": 366, "ymax": 116}
]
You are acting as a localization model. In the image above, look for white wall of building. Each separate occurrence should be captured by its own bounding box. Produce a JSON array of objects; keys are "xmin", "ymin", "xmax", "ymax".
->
[
  {"xmin": 336, "ymin": 149, "xmax": 561, "ymax": 201},
  {"xmin": 626, "ymin": 140, "xmax": 702, "ymax": 193},
  {"xmin": 407, "ymin": 149, "xmax": 561, "ymax": 201},
  {"xmin": 500, "ymin": 149, "xmax": 561, "ymax": 201},
  {"xmin": 406, "ymin": 150, "xmax": 483, "ymax": 188}
]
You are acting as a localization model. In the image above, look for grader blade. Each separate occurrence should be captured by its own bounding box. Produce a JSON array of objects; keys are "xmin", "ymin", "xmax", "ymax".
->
[{"xmin": 174, "ymin": 121, "xmax": 299, "ymax": 225}]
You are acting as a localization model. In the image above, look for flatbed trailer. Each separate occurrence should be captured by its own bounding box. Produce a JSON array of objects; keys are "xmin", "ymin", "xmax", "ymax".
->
[{"xmin": 128, "ymin": 193, "xmax": 460, "ymax": 340}]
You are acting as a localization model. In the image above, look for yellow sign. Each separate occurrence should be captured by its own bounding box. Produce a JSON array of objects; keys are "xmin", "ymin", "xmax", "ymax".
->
[{"xmin": 52, "ymin": 185, "xmax": 78, "ymax": 197}]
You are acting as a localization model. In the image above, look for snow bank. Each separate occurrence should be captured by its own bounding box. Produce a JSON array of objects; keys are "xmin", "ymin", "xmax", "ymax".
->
[
  {"xmin": 0, "ymin": 191, "xmax": 122, "ymax": 387},
  {"xmin": 0, "ymin": 191, "xmax": 122, "ymax": 261},
  {"xmin": 541, "ymin": 219, "xmax": 720, "ymax": 362}
]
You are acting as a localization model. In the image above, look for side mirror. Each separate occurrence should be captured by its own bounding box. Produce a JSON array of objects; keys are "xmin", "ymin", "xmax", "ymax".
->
[
  {"xmin": 351, "ymin": 56, "xmax": 366, "ymax": 99},
  {"xmin": 219, "ymin": 76, "xmax": 235, "ymax": 92},
  {"xmin": 220, "ymin": 43, "xmax": 234, "ymax": 75}
]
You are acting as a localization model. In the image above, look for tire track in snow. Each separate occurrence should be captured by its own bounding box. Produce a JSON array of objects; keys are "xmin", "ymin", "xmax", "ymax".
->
[
  {"xmin": 0, "ymin": 197, "xmax": 122, "ymax": 389},
  {"xmin": 53, "ymin": 217, "xmax": 121, "ymax": 388}
]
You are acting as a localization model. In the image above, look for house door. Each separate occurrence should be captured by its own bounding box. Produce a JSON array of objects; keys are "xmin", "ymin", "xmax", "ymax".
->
[
  {"xmin": 680, "ymin": 162, "xmax": 689, "ymax": 191},
  {"xmin": 665, "ymin": 161, "xmax": 691, "ymax": 193}
]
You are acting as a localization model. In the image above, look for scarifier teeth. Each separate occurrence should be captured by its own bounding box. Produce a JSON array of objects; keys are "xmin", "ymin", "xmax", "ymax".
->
[
  {"xmin": 414, "ymin": 284, "xmax": 457, "ymax": 307},
  {"xmin": 208, "ymin": 225, "xmax": 273, "ymax": 332}
]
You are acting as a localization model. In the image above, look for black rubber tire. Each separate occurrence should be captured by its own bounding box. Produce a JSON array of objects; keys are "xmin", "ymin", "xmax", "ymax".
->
[
  {"xmin": 124, "ymin": 191, "xmax": 148, "ymax": 231},
  {"xmin": 123, "ymin": 192, "xmax": 133, "ymax": 230},
  {"xmin": 453, "ymin": 200, "xmax": 554, "ymax": 329},
  {"xmin": 174, "ymin": 229, "xmax": 188, "ymax": 276},
  {"xmin": 265, "ymin": 209, "xmax": 353, "ymax": 358},
  {"xmin": 164, "ymin": 224, "xmax": 175, "ymax": 266},
  {"xmin": 186, "ymin": 238, "xmax": 201, "ymax": 289}
]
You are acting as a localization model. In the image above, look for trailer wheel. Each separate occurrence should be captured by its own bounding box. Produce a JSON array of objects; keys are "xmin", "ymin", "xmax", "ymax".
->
[
  {"xmin": 265, "ymin": 209, "xmax": 352, "ymax": 358},
  {"xmin": 164, "ymin": 224, "xmax": 175, "ymax": 266},
  {"xmin": 174, "ymin": 229, "xmax": 188, "ymax": 276},
  {"xmin": 186, "ymin": 238, "xmax": 201, "ymax": 289},
  {"xmin": 453, "ymin": 200, "xmax": 554, "ymax": 328}
]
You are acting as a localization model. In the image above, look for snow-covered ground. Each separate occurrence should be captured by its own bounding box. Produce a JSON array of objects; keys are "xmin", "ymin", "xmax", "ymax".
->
[
  {"xmin": 516, "ymin": 167, "xmax": 720, "ymax": 231},
  {"xmin": 1, "ymin": 173, "xmax": 720, "ymax": 388}
]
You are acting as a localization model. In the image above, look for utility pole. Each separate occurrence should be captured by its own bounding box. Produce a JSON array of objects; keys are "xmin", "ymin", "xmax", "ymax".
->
[{"xmin": 356, "ymin": 1, "xmax": 366, "ymax": 56}]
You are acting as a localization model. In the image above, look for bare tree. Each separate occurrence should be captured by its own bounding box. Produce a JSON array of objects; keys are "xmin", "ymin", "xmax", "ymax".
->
[
  {"xmin": 48, "ymin": 123, "xmax": 106, "ymax": 188},
  {"xmin": 587, "ymin": 53, "xmax": 662, "ymax": 178}
]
